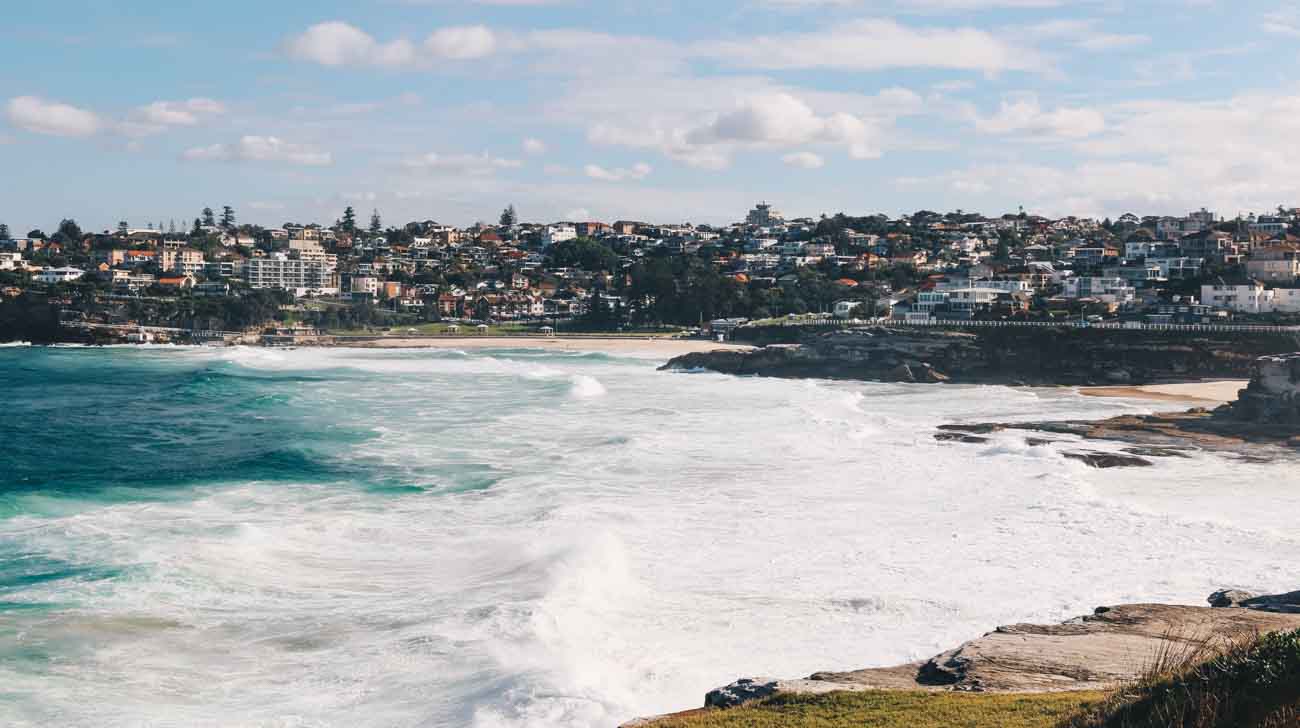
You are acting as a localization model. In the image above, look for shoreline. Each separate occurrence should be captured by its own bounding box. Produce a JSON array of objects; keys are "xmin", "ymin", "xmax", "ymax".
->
[
  {"xmin": 1079, "ymin": 380, "xmax": 1247, "ymax": 405},
  {"xmin": 330, "ymin": 335, "xmax": 755, "ymax": 356}
]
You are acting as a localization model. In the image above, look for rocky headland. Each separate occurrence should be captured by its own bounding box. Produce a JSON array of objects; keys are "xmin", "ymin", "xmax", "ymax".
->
[
  {"xmin": 663, "ymin": 326, "xmax": 1300, "ymax": 386},
  {"xmin": 621, "ymin": 589, "xmax": 1300, "ymax": 727},
  {"xmin": 936, "ymin": 352, "xmax": 1300, "ymax": 462}
]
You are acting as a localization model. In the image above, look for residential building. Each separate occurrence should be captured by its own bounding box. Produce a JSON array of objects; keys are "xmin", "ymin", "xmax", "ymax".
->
[
  {"xmin": 36, "ymin": 267, "xmax": 85, "ymax": 284},
  {"xmin": 1246, "ymin": 247, "xmax": 1300, "ymax": 282},
  {"xmin": 542, "ymin": 225, "xmax": 577, "ymax": 248},
  {"xmin": 245, "ymin": 253, "xmax": 339, "ymax": 297},
  {"xmin": 745, "ymin": 202, "xmax": 784, "ymax": 227},
  {"xmin": 1201, "ymin": 281, "xmax": 1273, "ymax": 314}
]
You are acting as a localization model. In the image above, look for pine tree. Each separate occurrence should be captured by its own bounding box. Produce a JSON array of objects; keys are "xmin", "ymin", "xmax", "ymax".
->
[
  {"xmin": 342, "ymin": 206, "xmax": 357, "ymax": 233},
  {"xmin": 192, "ymin": 218, "xmax": 203, "ymax": 236},
  {"xmin": 202, "ymin": 207, "xmax": 216, "ymax": 227},
  {"xmin": 0, "ymin": 223, "xmax": 9, "ymax": 240},
  {"xmin": 369, "ymin": 209, "xmax": 382, "ymax": 236},
  {"xmin": 117, "ymin": 221, "xmax": 129, "ymax": 236},
  {"xmin": 500, "ymin": 204, "xmax": 518, "ymax": 228},
  {"xmin": 169, "ymin": 219, "xmax": 177, "ymax": 234},
  {"xmin": 221, "ymin": 206, "xmax": 235, "ymax": 229}
]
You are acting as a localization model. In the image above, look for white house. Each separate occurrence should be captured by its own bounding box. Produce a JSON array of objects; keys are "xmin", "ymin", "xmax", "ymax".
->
[
  {"xmin": 36, "ymin": 266, "xmax": 85, "ymax": 284},
  {"xmin": 1062, "ymin": 277, "xmax": 1136, "ymax": 304},
  {"xmin": 833, "ymin": 300, "xmax": 863, "ymax": 317},
  {"xmin": 0, "ymin": 251, "xmax": 22, "ymax": 271}
]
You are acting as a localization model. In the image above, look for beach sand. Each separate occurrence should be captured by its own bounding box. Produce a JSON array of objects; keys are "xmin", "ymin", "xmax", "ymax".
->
[
  {"xmin": 338, "ymin": 336, "xmax": 752, "ymax": 356},
  {"xmin": 1080, "ymin": 380, "xmax": 1248, "ymax": 405}
]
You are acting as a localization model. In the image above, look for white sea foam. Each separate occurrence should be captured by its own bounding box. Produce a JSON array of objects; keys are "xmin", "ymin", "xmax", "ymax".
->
[
  {"xmin": 568, "ymin": 375, "xmax": 607, "ymax": 399},
  {"xmin": 2, "ymin": 347, "xmax": 1298, "ymax": 728}
]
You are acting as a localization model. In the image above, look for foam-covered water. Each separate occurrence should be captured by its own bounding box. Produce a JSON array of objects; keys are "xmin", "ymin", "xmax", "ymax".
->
[{"xmin": 1, "ymin": 345, "xmax": 1297, "ymax": 727}]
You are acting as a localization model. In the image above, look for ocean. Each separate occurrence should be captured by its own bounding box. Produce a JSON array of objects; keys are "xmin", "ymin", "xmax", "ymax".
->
[{"xmin": 1, "ymin": 344, "xmax": 1297, "ymax": 727}]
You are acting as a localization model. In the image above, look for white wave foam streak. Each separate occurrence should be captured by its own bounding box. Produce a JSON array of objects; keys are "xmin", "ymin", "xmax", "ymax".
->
[{"xmin": 4, "ymin": 355, "xmax": 1300, "ymax": 727}]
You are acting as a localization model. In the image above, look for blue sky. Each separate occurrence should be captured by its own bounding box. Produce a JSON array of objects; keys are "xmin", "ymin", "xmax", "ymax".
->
[{"xmin": 3, "ymin": 0, "xmax": 1299, "ymax": 233}]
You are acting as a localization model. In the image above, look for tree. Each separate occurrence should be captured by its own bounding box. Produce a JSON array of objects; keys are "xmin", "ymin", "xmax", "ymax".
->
[
  {"xmin": 117, "ymin": 221, "xmax": 129, "ymax": 237},
  {"xmin": 499, "ymin": 204, "xmax": 518, "ymax": 228},
  {"xmin": 341, "ymin": 206, "xmax": 357, "ymax": 233},
  {"xmin": 191, "ymin": 218, "xmax": 203, "ymax": 236},
  {"xmin": 28, "ymin": 229, "xmax": 46, "ymax": 240},
  {"xmin": 202, "ymin": 207, "xmax": 216, "ymax": 227},
  {"xmin": 369, "ymin": 209, "xmax": 382, "ymax": 236},
  {"xmin": 0, "ymin": 223, "xmax": 9, "ymax": 240},
  {"xmin": 52, "ymin": 219, "xmax": 82, "ymax": 245},
  {"xmin": 220, "ymin": 206, "xmax": 235, "ymax": 229}
]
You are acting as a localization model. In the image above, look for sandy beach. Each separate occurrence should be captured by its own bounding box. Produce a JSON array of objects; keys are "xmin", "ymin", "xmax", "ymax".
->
[
  {"xmin": 336, "ymin": 335, "xmax": 753, "ymax": 356},
  {"xmin": 1080, "ymin": 380, "xmax": 1248, "ymax": 405}
]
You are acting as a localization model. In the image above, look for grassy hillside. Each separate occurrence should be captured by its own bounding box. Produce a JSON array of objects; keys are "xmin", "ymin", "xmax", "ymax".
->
[
  {"xmin": 648, "ymin": 690, "xmax": 1106, "ymax": 728},
  {"xmin": 1067, "ymin": 628, "xmax": 1300, "ymax": 728}
]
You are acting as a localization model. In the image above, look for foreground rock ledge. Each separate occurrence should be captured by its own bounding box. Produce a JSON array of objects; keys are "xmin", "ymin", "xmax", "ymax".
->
[{"xmin": 619, "ymin": 590, "xmax": 1300, "ymax": 726}]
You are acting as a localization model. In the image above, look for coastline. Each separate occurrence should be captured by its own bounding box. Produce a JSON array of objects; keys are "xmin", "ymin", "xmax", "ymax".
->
[
  {"xmin": 1079, "ymin": 380, "xmax": 1247, "ymax": 405},
  {"xmin": 331, "ymin": 335, "xmax": 754, "ymax": 356}
]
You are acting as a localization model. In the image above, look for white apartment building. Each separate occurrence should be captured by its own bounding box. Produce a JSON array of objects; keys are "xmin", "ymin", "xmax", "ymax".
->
[
  {"xmin": 1246, "ymin": 248, "xmax": 1300, "ymax": 282},
  {"xmin": 542, "ymin": 225, "xmax": 577, "ymax": 248},
  {"xmin": 1062, "ymin": 277, "xmax": 1136, "ymax": 304},
  {"xmin": 0, "ymin": 251, "xmax": 22, "ymax": 271},
  {"xmin": 1202, "ymin": 282, "xmax": 1300, "ymax": 314},
  {"xmin": 244, "ymin": 253, "xmax": 339, "ymax": 297},
  {"xmin": 1201, "ymin": 282, "xmax": 1273, "ymax": 314}
]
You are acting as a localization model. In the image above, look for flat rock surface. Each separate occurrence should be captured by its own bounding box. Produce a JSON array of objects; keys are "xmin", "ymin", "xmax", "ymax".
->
[{"xmin": 811, "ymin": 603, "xmax": 1300, "ymax": 693}]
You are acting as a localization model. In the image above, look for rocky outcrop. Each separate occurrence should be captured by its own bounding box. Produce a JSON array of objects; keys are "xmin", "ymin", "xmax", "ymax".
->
[
  {"xmin": 663, "ymin": 327, "xmax": 1300, "ymax": 386},
  {"xmin": 933, "ymin": 353, "xmax": 1300, "ymax": 455},
  {"xmin": 1223, "ymin": 353, "xmax": 1300, "ymax": 425},
  {"xmin": 620, "ymin": 590, "xmax": 1300, "ymax": 726}
]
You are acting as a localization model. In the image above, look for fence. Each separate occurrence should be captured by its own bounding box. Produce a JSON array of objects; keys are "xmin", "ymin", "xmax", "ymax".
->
[{"xmin": 756, "ymin": 317, "xmax": 1300, "ymax": 334}]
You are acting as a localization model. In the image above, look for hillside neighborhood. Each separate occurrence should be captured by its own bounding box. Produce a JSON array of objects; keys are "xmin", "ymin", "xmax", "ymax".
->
[{"xmin": 2, "ymin": 201, "xmax": 1300, "ymax": 343}]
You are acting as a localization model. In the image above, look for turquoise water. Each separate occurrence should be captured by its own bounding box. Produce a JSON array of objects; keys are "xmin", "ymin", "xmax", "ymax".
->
[{"xmin": 2, "ymin": 344, "xmax": 1297, "ymax": 727}]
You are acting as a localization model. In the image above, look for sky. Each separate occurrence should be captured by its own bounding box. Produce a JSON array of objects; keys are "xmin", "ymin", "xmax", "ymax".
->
[{"xmin": 3, "ymin": 0, "xmax": 1300, "ymax": 234}]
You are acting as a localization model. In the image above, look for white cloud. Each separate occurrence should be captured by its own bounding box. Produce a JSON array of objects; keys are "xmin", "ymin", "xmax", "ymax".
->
[
  {"xmin": 5, "ymin": 96, "xmax": 101, "ymax": 137},
  {"xmin": 689, "ymin": 93, "xmax": 882, "ymax": 159},
  {"xmin": 782, "ymin": 151, "xmax": 826, "ymax": 169},
  {"xmin": 973, "ymin": 97, "xmax": 1106, "ymax": 139},
  {"xmin": 119, "ymin": 98, "xmax": 227, "ymax": 136},
  {"xmin": 703, "ymin": 19, "xmax": 1048, "ymax": 74},
  {"xmin": 1262, "ymin": 5, "xmax": 1300, "ymax": 37},
  {"xmin": 584, "ymin": 162, "xmax": 652, "ymax": 181},
  {"xmin": 183, "ymin": 136, "xmax": 333, "ymax": 166},
  {"xmin": 402, "ymin": 151, "xmax": 523, "ymax": 174},
  {"xmin": 137, "ymin": 98, "xmax": 225, "ymax": 126},
  {"xmin": 284, "ymin": 21, "xmax": 497, "ymax": 68},
  {"xmin": 522, "ymin": 137, "xmax": 547, "ymax": 155},
  {"xmin": 424, "ymin": 25, "xmax": 497, "ymax": 59}
]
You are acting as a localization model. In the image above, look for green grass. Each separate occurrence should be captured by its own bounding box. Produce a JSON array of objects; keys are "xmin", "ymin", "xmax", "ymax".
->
[
  {"xmin": 1066, "ymin": 628, "xmax": 1300, "ymax": 728},
  {"xmin": 648, "ymin": 690, "xmax": 1106, "ymax": 728}
]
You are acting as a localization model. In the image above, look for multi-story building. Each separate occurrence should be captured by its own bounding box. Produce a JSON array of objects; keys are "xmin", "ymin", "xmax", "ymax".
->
[
  {"xmin": 1246, "ymin": 247, "xmax": 1300, "ymax": 283},
  {"xmin": 244, "ymin": 253, "xmax": 339, "ymax": 297},
  {"xmin": 1062, "ymin": 277, "xmax": 1136, "ymax": 304},
  {"xmin": 542, "ymin": 225, "xmax": 577, "ymax": 247},
  {"xmin": 1201, "ymin": 281, "xmax": 1274, "ymax": 314},
  {"xmin": 746, "ymin": 202, "xmax": 784, "ymax": 227}
]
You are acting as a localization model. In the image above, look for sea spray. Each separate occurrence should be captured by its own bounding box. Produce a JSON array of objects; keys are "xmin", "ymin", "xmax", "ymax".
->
[{"xmin": 1, "ymin": 345, "xmax": 1298, "ymax": 727}]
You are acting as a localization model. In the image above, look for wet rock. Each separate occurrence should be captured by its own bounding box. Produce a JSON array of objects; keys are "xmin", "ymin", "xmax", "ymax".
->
[
  {"xmin": 935, "ymin": 432, "xmax": 990, "ymax": 444},
  {"xmin": 1122, "ymin": 446, "xmax": 1193, "ymax": 459},
  {"xmin": 1063, "ymin": 450, "xmax": 1154, "ymax": 468},
  {"xmin": 1208, "ymin": 589, "xmax": 1259, "ymax": 607},
  {"xmin": 1026, "ymin": 438, "xmax": 1058, "ymax": 447}
]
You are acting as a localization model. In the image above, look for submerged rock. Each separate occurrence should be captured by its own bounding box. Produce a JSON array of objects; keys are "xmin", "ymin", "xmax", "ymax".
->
[
  {"xmin": 935, "ymin": 432, "xmax": 991, "ymax": 444},
  {"xmin": 1063, "ymin": 450, "xmax": 1154, "ymax": 468}
]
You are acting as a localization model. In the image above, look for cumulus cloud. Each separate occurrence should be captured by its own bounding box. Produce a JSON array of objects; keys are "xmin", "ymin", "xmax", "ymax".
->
[
  {"xmin": 183, "ymin": 136, "xmax": 333, "ymax": 166},
  {"xmin": 973, "ymin": 97, "xmax": 1105, "ymax": 139},
  {"xmin": 782, "ymin": 151, "xmax": 826, "ymax": 168},
  {"xmin": 584, "ymin": 162, "xmax": 652, "ymax": 181},
  {"xmin": 402, "ymin": 151, "xmax": 522, "ymax": 174},
  {"xmin": 284, "ymin": 21, "xmax": 497, "ymax": 68},
  {"xmin": 5, "ymin": 96, "xmax": 101, "ymax": 137},
  {"xmin": 119, "ymin": 98, "xmax": 227, "ymax": 137},
  {"xmin": 689, "ymin": 93, "xmax": 882, "ymax": 159}
]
